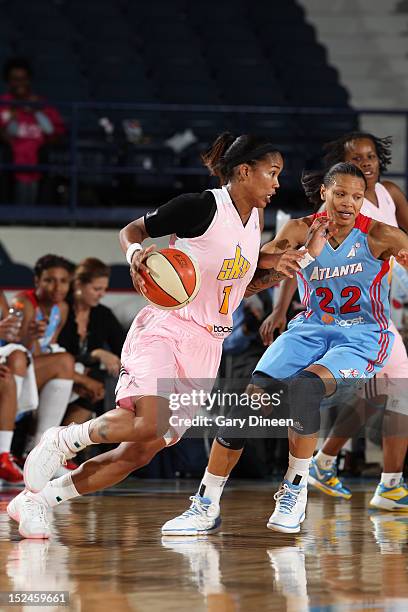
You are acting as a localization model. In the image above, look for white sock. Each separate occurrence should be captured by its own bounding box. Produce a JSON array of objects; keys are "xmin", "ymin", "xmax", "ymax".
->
[
  {"xmin": 315, "ymin": 450, "xmax": 337, "ymax": 470},
  {"xmin": 34, "ymin": 379, "xmax": 74, "ymax": 444},
  {"xmin": 33, "ymin": 473, "xmax": 80, "ymax": 508},
  {"xmin": 58, "ymin": 420, "xmax": 96, "ymax": 455},
  {"xmin": 0, "ymin": 431, "xmax": 13, "ymax": 453},
  {"xmin": 285, "ymin": 453, "xmax": 312, "ymax": 487},
  {"xmin": 198, "ymin": 468, "xmax": 229, "ymax": 505},
  {"xmin": 380, "ymin": 472, "xmax": 403, "ymax": 488},
  {"xmin": 14, "ymin": 375, "xmax": 24, "ymax": 401}
]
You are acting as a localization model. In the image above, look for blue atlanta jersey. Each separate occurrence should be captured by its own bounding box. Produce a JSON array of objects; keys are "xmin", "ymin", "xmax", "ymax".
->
[{"xmin": 295, "ymin": 213, "xmax": 390, "ymax": 370}]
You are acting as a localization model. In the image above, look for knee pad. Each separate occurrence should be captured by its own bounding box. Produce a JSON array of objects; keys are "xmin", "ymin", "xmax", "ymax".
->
[
  {"xmin": 215, "ymin": 401, "xmax": 252, "ymax": 451},
  {"xmin": 215, "ymin": 373, "xmax": 286, "ymax": 448},
  {"xmin": 251, "ymin": 371, "xmax": 285, "ymax": 396},
  {"xmin": 216, "ymin": 435, "xmax": 245, "ymax": 451},
  {"xmin": 288, "ymin": 371, "xmax": 326, "ymax": 435}
]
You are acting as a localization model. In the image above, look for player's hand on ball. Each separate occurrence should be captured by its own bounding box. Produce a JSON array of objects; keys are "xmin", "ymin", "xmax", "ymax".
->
[
  {"xmin": 130, "ymin": 244, "xmax": 156, "ymax": 294},
  {"xmin": 396, "ymin": 249, "xmax": 408, "ymax": 267},
  {"xmin": 306, "ymin": 217, "xmax": 337, "ymax": 257}
]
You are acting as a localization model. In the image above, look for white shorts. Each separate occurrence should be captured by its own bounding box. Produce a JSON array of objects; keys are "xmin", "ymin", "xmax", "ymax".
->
[
  {"xmin": 365, "ymin": 320, "xmax": 408, "ymax": 415},
  {"xmin": 0, "ymin": 343, "xmax": 38, "ymax": 415}
]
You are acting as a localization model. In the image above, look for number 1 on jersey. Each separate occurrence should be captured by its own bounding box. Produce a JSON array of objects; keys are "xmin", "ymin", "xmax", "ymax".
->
[{"xmin": 219, "ymin": 285, "xmax": 232, "ymax": 315}]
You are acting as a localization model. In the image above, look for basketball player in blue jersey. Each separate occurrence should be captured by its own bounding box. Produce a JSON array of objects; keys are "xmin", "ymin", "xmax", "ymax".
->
[
  {"xmin": 308, "ymin": 133, "xmax": 408, "ymax": 509},
  {"xmin": 163, "ymin": 161, "xmax": 408, "ymax": 536},
  {"xmin": 264, "ymin": 133, "xmax": 408, "ymax": 510}
]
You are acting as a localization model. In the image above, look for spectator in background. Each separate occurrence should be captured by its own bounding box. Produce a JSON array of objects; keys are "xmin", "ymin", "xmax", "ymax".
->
[
  {"xmin": 58, "ymin": 257, "xmax": 125, "ymax": 427},
  {"xmin": 0, "ymin": 57, "xmax": 65, "ymax": 205},
  {"xmin": 0, "ymin": 290, "xmax": 33, "ymax": 483},
  {"xmin": 13, "ymin": 254, "xmax": 103, "ymax": 453}
]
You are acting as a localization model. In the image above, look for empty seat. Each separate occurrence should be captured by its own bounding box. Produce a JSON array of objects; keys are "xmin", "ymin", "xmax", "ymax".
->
[{"xmin": 158, "ymin": 80, "xmax": 221, "ymax": 104}]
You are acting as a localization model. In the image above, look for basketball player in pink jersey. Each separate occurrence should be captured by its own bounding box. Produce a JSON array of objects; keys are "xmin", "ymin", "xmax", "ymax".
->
[
  {"xmin": 264, "ymin": 133, "xmax": 408, "ymax": 511},
  {"xmin": 6, "ymin": 133, "xmax": 305, "ymax": 539}
]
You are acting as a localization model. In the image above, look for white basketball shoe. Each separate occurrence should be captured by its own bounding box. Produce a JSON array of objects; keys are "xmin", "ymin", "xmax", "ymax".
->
[
  {"xmin": 7, "ymin": 490, "xmax": 51, "ymax": 539},
  {"xmin": 162, "ymin": 495, "xmax": 221, "ymax": 536},
  {"xmin": 267, "ymin": 480, "xmax": 308, "ymax": 534},
  {"xmin": 24, "ymin": 426, "xmax": 76, "ymax": 492}
]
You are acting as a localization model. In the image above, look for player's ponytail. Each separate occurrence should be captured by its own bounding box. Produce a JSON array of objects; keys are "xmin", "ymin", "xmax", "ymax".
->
[
  {"xmin": 202, "ymin": 132, "xmax": 281, "ymax": 185},
  {"xmin": 302, "ymin": 162, "xmax": 367, "ymax": 211},
  {"xmin": 301, "ymin": 169, "xmax": 325, "ymax": 209},
  {"xmin": 202, "ymin": 132, "xmax": 236, "ymax": 184}
]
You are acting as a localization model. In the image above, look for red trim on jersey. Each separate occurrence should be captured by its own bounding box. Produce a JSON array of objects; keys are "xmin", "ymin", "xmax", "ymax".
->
[
  {"xmin": 293, "ymin": 271, "xmax": 312, "ymax": 320},
  {"xmin": 366, "ymin": 259, "xmax": 391, "ymax": 369},
  {"xmin": 354, "ymin": 213, "xmax": 371, "ymax": 233},
  {"xmin": 19, "ymin": 289, "xmax": 38, "ymax": 308},
  {"xmin": 369, "ymin": 260, "xmax": 390, "ymax": 332},
  {"xmin": 378, "ymin": 332, "xmax": 391, "ymax": 365},
  {"xmin": 297, "ymin": 271, "xmax": 310, "ymax": 307},
  {"xmin": 307, "ymin": 211, "xmax": 372, "ymax": 235}
]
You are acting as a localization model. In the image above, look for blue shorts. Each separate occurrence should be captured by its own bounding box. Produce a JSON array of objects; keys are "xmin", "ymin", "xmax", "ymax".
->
[{"xmin": 255, "ymin": 316, "xmax": 394, "ymax": 383}]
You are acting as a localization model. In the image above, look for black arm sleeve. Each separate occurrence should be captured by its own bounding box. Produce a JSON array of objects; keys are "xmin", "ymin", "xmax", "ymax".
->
[{"xmin": 144, "ymin": 191, "xmax": 217, "ymax": 238}]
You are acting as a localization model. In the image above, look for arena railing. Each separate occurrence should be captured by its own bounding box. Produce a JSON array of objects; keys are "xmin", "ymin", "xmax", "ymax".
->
[{"xmin": 0, "ymin": 102, "xmax": 406, "ymax": 227}]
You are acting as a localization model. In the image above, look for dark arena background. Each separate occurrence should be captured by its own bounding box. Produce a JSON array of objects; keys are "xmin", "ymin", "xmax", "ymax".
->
[{"xmin": 1, "ymin": 0, "xmax": 408, "ymax": 610}]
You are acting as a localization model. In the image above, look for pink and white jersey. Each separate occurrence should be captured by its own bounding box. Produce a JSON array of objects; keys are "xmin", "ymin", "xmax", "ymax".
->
[
  {"xmin": 361, "ymin": 182, "xmax": 397, "ymax": 227},
  {"xmin": 170, "ymin": 186, "xmax": 261, "ymax": 339},
  {"xmin": 360, "ymin": 182, "xmax": 407, "ymax": 328}
]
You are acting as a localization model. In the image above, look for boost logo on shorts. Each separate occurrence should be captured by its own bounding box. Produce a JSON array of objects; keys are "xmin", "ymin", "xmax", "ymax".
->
[
  {"xmin": 322, "ymin": 314, "xmax": 365, "ymax": 327},
  {"xmin": 335, "ymin": 316, "xmax": 365, "ymax": 327}
]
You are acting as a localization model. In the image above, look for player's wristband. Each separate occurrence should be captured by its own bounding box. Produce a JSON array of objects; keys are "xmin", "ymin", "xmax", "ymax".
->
[
  {"xmin": 297, "ymin": 246, "xmax": 315, "ymax": 269},
  {"xmin": 126, "ymin": 243, "xmax": 143, "ymax": 265}
]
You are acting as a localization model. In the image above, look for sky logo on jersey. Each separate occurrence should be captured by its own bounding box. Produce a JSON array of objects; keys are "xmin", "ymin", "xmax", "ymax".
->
[
  {"xmin": 346, "ymin": 242, "xmax": 361, "ymax": 258},
  {"xmin": 339, "ymin": 368, "xmax": 360, "ymax": 378},
  {"xmin": 217, "ymin": 245, "xmax": 251, "ymax": 281}
]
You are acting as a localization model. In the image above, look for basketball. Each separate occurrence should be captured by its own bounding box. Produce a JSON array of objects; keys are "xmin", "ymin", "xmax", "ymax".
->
[{"xmin": 139, "ymin": 248, "xmax": 201, "ymax": 310}]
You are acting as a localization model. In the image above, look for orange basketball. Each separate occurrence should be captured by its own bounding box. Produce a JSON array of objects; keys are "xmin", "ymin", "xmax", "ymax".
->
[{"xmin": 139, "ymin": 248, "xmax": 201, "ymax": 310}]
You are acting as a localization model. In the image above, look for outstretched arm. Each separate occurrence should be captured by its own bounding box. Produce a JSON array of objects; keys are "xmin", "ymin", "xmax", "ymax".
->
[
  {"xmin": 371, "ymin": 222, "xmax": 408, "ymax": 267},
  {"xmin": 246, "ymin": 215, "xmax": 334, "ymax": 296},
  {"xmin": 259, "ymin": 276, "xmax": 298, "ymax": 345}
]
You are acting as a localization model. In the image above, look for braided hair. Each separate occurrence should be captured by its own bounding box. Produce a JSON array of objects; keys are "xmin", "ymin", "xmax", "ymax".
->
[{"xmin": 323, "ymin": 131, "xmax": 392, "ymax": 174}]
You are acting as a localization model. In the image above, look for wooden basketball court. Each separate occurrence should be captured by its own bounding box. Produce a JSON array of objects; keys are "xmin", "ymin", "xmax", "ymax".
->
[{"xmin": 1, "ymin": 480, "xmax": 407, "ymax": 611}]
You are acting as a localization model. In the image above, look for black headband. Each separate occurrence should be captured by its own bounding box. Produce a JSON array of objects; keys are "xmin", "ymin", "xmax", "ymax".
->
[{"xmin": 226, "ymin": 143, "xmax": 279, "ymax": 167}]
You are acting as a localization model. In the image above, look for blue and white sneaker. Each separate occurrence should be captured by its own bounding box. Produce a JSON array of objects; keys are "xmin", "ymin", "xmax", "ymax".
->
[
  {"xmin": 267, "ymin": 480, "xmax": 307, "ymax": 534},
  {"xmin": 369, "ymin": 480, "xmax": 408, "ymax": 512},
  {"xmin": 161, "ymin": 495, "xmax": 221, "ymax": 536},
  {"xmin": 308, "ymin": 457, "xmax": 352, "ymax": 500}
]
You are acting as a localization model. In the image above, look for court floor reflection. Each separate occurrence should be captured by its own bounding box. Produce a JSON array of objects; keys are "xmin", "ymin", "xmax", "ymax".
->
[{"xmin": 0, "ymin": 483, "xmax": 408, "ymax": 611}]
